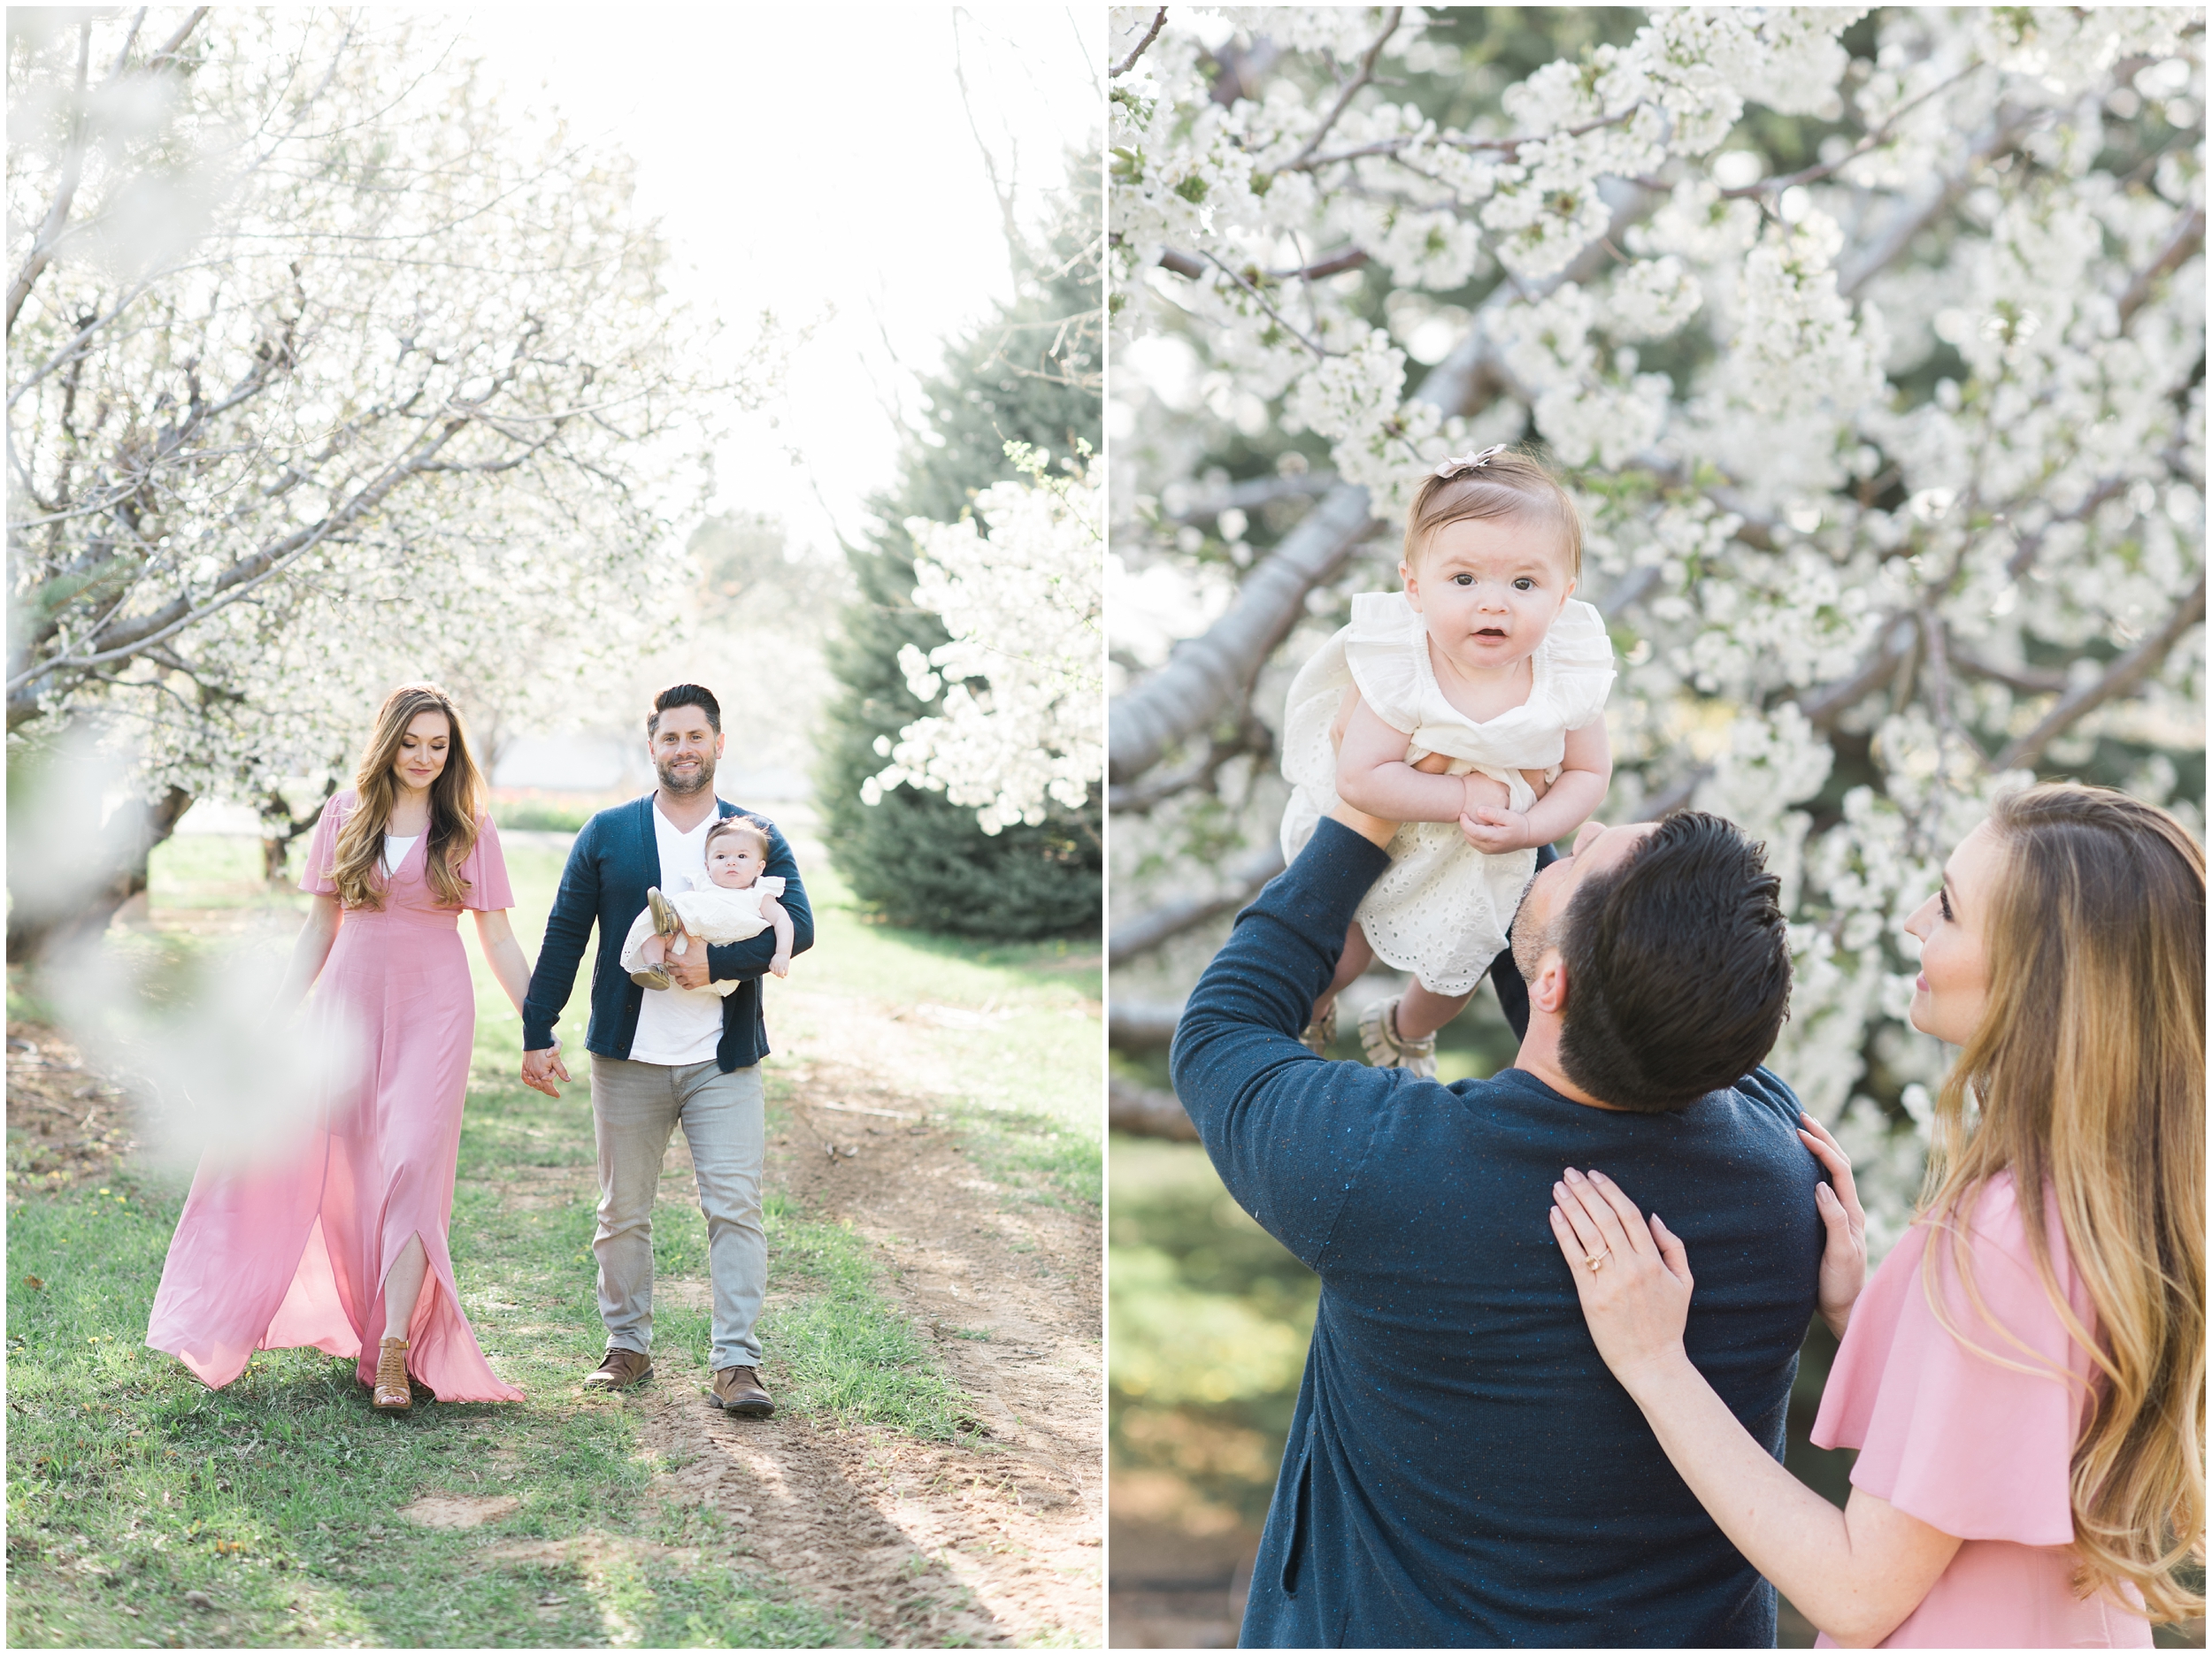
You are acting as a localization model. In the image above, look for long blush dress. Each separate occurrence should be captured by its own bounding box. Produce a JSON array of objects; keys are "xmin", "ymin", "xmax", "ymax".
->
[
  {"xmin": 144, "ymin": 791, "xmax": 523, "ymax": 1402},
  {"xmin": 1809, "ymin": 1173, "xmax": 2151, "ymax": 1647}
]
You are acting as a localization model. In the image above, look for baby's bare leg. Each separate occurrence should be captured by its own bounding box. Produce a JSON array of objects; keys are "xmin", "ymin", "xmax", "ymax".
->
[
  {"xmin": 1395, "ymin": 982, "xmax": 1474, "ymax": 1043},
  {"xmin": 1312, "ymin": 921, "xmax": 1375, "ymax": 1021},
  {"xmin": 763, "ymin": 898, "xmax": 794, "ymax": 977},
  {"xmin": 641, "ymin": 931, "xmax": 668, "ymax": 966}
]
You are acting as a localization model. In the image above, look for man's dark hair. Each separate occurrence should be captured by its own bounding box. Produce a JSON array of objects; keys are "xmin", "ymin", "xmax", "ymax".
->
[
  {"xmin": 1555, "ymin": 810, "xmax": 1792, "ymax": 1114},
  {"xmin": 647, "ymin": 683, "xmax": 721, "ymax": 736}
]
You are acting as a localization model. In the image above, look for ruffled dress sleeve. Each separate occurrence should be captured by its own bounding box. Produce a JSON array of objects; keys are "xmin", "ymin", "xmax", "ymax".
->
[
  {"xmin": 757, "ymin": 875, "xmax": 786, "ymax": 904},
  {"xmin": 1340, "ymin": 592, "xmax": 1426, "ymax": 734},
  {"xmin": 1809, "ymin": 1176, "xmax": 2089, "ymax": 1545},
  {"xmin": 298, "ymin": 791, "xmax": 350, "ymax": 897},
  {"xmin": 457, "ymin": 813, "xmax": 516, "ymax": 911},
  {"xmin": 1538, "ymin": 599, "xmax": 1616, "ymax": 732}
]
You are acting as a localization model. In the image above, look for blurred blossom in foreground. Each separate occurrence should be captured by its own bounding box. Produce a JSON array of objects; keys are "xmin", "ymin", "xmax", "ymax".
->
[
  {"xmin": 13, "ymin": 734, "xmax": 358, "ymax": 1175},
  {"xmin": 42, "ymin": 928, "xmax": 363, "ymax": 1177}
]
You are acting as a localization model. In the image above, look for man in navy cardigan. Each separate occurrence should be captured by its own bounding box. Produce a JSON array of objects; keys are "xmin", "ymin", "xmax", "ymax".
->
[
  {"xmin": 520, "ymin": 684, "xmax": 812, "ymax": 1415},
  {"xmin": 1171, "ymin": 803, "xmax": 1822, "ymax": 1646}
]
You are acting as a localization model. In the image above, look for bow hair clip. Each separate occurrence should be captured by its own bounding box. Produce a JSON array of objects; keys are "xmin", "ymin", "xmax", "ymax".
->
[{"xmin": 1432, "ymin": 445, "xmax": 1507, "ymax": 479}]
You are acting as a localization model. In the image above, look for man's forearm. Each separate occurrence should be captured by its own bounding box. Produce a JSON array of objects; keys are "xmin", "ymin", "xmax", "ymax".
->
[
  {"xmin": 1171, "ymin": 818, "xmax": 1389, "ymax": 1095},
  {"xmin": 1167, "ymin": 815, "xmax": 1396, "ymax": 1268}
]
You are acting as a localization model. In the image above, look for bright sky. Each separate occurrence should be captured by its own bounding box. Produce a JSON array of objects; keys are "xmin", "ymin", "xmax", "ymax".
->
[{"xmin": 458, "ymin": 6, "xmax": 1101, "ymax": 561}]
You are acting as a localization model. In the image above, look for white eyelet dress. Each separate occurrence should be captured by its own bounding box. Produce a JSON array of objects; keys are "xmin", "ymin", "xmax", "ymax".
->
[{"xmin": 1279, "ymin": 593, "xmax": 1616, "ymax": 994}]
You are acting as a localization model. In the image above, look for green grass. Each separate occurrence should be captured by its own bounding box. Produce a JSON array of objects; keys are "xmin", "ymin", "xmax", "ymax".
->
[
  {"xmin": 760, "ymin": 1191, "xmax": 968, "ymax": 1439},
  {"xmin": 6, "ymin": 826, "xmax": 1102, "ymax": 1647}
]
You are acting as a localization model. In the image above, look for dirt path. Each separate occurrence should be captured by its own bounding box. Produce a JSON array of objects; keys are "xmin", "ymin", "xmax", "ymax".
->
[{"xmin": 622, "ymin": 1046, "xmax": 1102, "ymax": 1647}]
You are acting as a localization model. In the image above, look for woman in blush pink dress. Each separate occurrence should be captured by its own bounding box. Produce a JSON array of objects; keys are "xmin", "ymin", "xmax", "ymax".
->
[
  {"xmin": 147, "ymin": 683, "xmax": 545, "ymax": 1409},
  {"xmin": 1548, "ymin": 782, "xmax": 2201, "ymax": 1647}
]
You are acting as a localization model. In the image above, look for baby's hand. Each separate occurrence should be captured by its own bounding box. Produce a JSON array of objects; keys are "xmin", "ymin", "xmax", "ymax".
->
[
  {"xmin": 1460, "ymin": 807, "xmax": 1532, "ymax": 855},
  {"xmin": 1409, "ymin": 749, "xmax": 1454, "ymax": 776},
  {"xmin": 1462, "ymin": 771, "xmax": 1511, "ymax": 816},
  {"xmin": 770, "ymin": 953, "xmax": 791, "ymax": 978}
]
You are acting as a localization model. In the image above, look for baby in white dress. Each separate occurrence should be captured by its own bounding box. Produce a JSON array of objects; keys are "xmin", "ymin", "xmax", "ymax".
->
[
  {"xmin": 1279, "ymin": 446, "xmax": 1616, "ymax": 1077},
  {"xmin": 622, "ymin": 816, "xmax": 795, "ymax": 992}
]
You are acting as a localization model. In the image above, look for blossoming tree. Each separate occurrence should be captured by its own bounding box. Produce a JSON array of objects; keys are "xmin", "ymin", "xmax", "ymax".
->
[
  {"xmin": 7, "ymin": 9, "xmax": 758, "ymax": 954},
  {"xmin": 1106, "ymin": 5, "xmax": 2204, "ymax": 1247},
  {"xmin": 865, "ymin": 443, "xmax": 1104, "ymax": 836}
]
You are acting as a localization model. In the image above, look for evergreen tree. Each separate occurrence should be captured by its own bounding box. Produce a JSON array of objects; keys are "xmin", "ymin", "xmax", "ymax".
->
[{"xmin": 816, "ymin": 162, "xmax": 1101, "ymax": 939}]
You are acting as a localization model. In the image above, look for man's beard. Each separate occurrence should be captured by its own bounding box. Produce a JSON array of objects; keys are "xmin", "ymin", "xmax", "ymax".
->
[
  {"xmin": 1509, "ymin": 878, "xmax": 1551, "ymax": 984},
  {"xmin": 655, "ymin": 750, "xmax": 717, "ymax": 797}
]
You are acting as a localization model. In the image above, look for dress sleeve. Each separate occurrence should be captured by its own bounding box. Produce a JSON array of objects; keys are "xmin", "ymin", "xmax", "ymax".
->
[
  {"xmin": 1340, "ymin": 592, "xmax": 1425, "ymax": 734},
  {"xmin": 298, "ymin": 791, "xmax": 349, "ymax": 896},
  {"xmin": 1540, "ymin": 599, "xmax": 1617, "ymax": 732},
  {"xmin": 757, "ymin": 876, "xmax": 785, "ymax": 902},
  {"xmin": 1809, "ymin": 1178, "xmax": 2087, "ymax": 1546},
  {"xmin": 458, "ymin": 813, "xmax": 516, "ymax": 911}
]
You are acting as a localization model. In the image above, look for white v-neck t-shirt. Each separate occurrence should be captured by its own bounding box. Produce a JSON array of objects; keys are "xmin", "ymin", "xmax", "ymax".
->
[
  {"xmin": 382, "ymin": 832, "xmax": 419, "ymax": 876},
  {"xmin": 626, "ymin": 800, "xmax": 728, "ymax": 1067}
]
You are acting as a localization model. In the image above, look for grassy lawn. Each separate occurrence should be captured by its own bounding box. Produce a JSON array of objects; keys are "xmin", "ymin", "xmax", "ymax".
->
[{"xmin": 5, "ymin": 827, "xmax": 1100, "ymax": 1648}]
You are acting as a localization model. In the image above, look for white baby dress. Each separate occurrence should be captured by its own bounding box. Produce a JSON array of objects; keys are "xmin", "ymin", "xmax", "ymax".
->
[
  {"xmin": 1279, "ymin": 593, "xmax": 1615, "ymax": 994},
  {"xmin": 618, "ymin": 875, "xmax": 787, "ymax": 997}
]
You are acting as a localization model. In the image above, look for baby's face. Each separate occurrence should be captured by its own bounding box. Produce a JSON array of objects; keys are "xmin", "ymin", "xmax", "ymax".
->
[
  {"xmin": 706, "ymin": 839, "xmax": 764, "ymax": 888},
  {"xmin": 1402, "ymin": 514, "xmax": 1576, "ymax": 671}
]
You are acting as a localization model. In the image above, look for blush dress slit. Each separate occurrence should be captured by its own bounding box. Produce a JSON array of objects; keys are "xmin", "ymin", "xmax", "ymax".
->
[{"xmin": 144, "ymin": 793, "xmax": 524, "ymax": 1402}]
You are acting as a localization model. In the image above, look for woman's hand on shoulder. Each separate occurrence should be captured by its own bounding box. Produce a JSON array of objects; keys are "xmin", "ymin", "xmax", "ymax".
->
[{"xmin": 1799, "ymin": 1111, "xmax": 1867, "ymax": 1338}]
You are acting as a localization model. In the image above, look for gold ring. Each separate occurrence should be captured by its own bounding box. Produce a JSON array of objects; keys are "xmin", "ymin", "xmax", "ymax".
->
[{"xmin": 1585, "ymin": 1253, "xmax": 1609, "ymax": 1272}]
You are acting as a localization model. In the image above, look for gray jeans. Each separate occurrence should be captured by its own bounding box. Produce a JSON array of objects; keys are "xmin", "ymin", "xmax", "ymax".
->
[{"xmin": 589, "ymin": 1054, "xmax": 765, "ymax": 1370}]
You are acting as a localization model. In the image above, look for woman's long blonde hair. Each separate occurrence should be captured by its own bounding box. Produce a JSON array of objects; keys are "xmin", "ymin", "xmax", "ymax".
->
[
  {"xmin": 1921, "ymin": 782, "xmax": 2203, "ymax": 1621},
  {"xmin": 331, "ymin": 683, "xmax": 485, "ymax": 910}
]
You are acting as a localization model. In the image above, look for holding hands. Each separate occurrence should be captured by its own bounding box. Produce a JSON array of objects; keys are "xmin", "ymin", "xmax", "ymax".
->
[{"xmin": 520, "ymin": 1042, "xmax": 570, "ymax": 1099}]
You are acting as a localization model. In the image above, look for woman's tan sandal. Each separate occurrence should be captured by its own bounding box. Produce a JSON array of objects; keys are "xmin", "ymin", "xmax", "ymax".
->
[
  {"xmin": 1298, "ymin": 1001, "xmax": 1339, "ymax": 1057},
  {"xmin": 1359, "ymin": 995, "xmax": 1438, "ymax": 1080},
  {"xmin": 372, "ymin": 1337, "xmax": 413, "ymax": 1411}
]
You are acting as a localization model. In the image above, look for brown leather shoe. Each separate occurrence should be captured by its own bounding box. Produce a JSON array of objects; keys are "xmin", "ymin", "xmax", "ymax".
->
[
  {"xmin": 372, "ymin": 1337, "xmax": 412, "ymax": 1411},
  {"xmin": 709, "ymin": 1366, "xmax": 773, "ymax": 1416},
  {"xmin": 581, "ymin": 1347, "xmax": 654, "ymax": 1390}
]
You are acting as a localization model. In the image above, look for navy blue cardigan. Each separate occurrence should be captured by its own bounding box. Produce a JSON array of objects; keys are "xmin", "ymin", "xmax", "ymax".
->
[
  {"xmin": 520, "ymin": 795, "xmax": 812, "ymax": 1073},
  {"xmin": 1171, "ymin": 816, "xmax": 1822, "ymax": 1648}
]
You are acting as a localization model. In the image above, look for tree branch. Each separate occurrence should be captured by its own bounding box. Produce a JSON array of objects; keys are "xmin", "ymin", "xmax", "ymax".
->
[
  {"xmin": 1839, "ymin": 106, "xmax": 2044, "ymax": 298},
  {"xmin": 1109, "ymin": 1000, "xmax": 1184, "ymax": 1050},
  {"xmin": 1947, "ymin": 647, "xmax": 2067, "ymax": 695},
  {"xmin": 1109, "ymin": 1074, "xmax": 1198, "ymax": 1140},
  {"xmin": 1108, "ymin": 842, "xmax": 1285, "ymax": 965},
  {"xmin": 1111, "ymin": 7, "xmax": 1168, "ymax": 79},
  {"xmin": 1283, "ymin": 8, "xmax": 1402, "ymax": 173},
  {"xmin": 1159, "ymin": 470, "xmax": 1338, "ymax": 526},
  {"xmin": 8, "ymin": 20, "xmax": 93, "ymax": 338},
  {"xmin": 1796, "ymin": 615, "xmax": 1916, "ymax": 729},
  {"xmin": 2116, "ymin": 204, "xmax": 2204, "ymax": 331},
  {"xmin": 1993, "ymin": 571, "xmax": 2206, "ymax": 771},
  {"xmin": 1203, "ymin": 249, "xmax": 1335, "ymax": 357},
  {"xmin": 142, "ymin": 7, "xmax": 211, "ymax": 74},
  {"xmin": 1108, "ymin": 486, "xmax": 1379, "ymax": 782}
]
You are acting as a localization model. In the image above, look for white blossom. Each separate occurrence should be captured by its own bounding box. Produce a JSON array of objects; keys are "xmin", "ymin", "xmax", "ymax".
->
[
  {"xmin": 1109, "ymin": 5, "xmax": 2205, "ymax": 1249},
  {"xmin": 865, "ymin": 446, "xmax": 1102, "ymax": 836}
]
